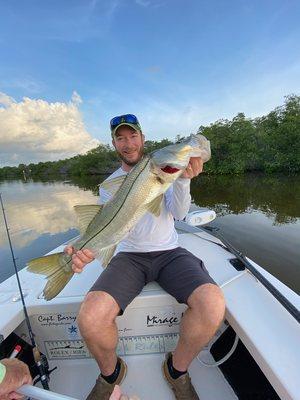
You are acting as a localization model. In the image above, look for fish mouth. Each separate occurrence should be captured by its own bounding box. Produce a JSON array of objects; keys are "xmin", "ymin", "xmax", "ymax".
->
[{"xmin": 161, "ymin": 165, "xmax": 180, "ymax": 174}]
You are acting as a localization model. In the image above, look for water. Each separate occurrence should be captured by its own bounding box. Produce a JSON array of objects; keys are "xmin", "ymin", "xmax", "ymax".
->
[{"xmin": 0, "ymin": 174, "xmax": 299, "ymax": 294}]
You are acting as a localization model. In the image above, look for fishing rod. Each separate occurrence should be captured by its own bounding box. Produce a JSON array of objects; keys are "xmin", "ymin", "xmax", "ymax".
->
[
  {"xmin": 202, "ymin": 225, "xmax": 300, "ymax": 324},
  {"xmin": 0, "ymin": 193, "xmax": 50, "ymax": 390}
]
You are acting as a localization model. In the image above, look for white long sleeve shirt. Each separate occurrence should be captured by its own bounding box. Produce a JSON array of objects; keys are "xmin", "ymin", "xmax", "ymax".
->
[{"xmin": 99, "ymin": 167, "xmax": 191, "ymax": 253}]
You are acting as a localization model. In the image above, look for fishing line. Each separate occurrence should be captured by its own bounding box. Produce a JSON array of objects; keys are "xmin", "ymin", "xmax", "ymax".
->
[{"xmin": 0, "ymin": 193, "xmax": 50, "ymax": 390}]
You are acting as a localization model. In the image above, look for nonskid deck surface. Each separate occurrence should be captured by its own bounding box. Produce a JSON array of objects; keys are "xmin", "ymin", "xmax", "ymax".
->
[{"xmin": 48, "ymin": 353, "xmax": 237, "ymax": 400}]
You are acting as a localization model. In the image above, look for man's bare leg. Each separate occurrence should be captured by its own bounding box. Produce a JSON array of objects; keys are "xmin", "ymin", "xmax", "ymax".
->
[
  {"xmin": 172, "ymin": 283, "xmax": 226, "ymax": 372},
  {"xmin": 77, "ymin": 291, "xmax": 120, "ymax": 375}
]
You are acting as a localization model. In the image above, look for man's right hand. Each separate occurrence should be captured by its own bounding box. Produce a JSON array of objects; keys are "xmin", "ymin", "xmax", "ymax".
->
[{"xmin": 64, "ymin": 245, "xmax": 95, "ymax": 273}]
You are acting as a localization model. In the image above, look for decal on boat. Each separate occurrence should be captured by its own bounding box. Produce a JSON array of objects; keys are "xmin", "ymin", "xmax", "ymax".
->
[
  {"xmin": 117, "ymin": 333, "xmax": 179, "ymax": 355},
  {"xmin": 146, "ymin": 313, "xmax": 183, "ymax": 327},
  {"xmin": 45, "ymin": 340, "xmax": 90, "ymax": 359},
  {"xmin": 36, "ymin": 313, "xmax": 77, "ymax": 327},
  {"xmin": 43, "ymin": 333, "xmax": 180, "ymax": 359},
  {"xmin": 14, "ymin": 306, "xmax": 187, "ymax": 359},
  {"xmin": 117, "ymin": 305, "xmax": 187, "ymax": 333}
]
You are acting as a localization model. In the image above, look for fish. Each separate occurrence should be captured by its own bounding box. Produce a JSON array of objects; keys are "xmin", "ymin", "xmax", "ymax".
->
[{"xmin": 27, "ymin": 134, "xmax": 211, "ymax": 300}]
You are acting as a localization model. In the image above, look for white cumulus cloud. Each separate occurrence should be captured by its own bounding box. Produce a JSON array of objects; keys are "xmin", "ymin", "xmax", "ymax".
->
[{"xmin": 0, "ymin": 91, "xmax": 100, "ymax": 166}]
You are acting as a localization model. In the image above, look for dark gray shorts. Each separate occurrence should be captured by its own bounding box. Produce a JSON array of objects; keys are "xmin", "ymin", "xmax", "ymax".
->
[{"xmin": 89, "ymin": 247, "xmax": 217, "ymax": 312}]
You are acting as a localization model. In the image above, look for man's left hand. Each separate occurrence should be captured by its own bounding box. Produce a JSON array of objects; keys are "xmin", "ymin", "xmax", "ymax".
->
[
  {"xmin": 181, "ymin": 157, "xmax": 203, "ymax": 179},
  {"xmin": 0, "ymin": 359, "xmax": 32, "ymax": 400}
]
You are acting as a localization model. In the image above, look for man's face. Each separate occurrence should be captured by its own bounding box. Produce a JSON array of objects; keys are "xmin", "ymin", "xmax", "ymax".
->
[{"xmin": 112, "ymin": 126, "xmax": 145, "ymax": 167}]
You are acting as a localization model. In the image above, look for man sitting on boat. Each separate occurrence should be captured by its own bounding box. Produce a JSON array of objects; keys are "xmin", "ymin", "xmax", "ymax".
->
[{"xmin": 65, "ymin": 114, "xmax": 226, "ymax": 400}]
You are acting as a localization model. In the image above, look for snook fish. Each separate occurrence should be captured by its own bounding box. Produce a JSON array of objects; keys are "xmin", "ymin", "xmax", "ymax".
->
[{"xmin": 27, "ymin": 134, "xmax": 211, "ymax": 300}]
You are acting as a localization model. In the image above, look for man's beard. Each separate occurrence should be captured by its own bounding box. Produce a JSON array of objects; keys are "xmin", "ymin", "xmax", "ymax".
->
[{"xmin": 117, "ymin": 147, "xmax": 144, "ymax": 166}]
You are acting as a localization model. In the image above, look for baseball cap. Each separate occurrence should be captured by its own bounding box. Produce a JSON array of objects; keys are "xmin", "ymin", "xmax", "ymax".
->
[{"xmin": 110, "ymin": 114, "xmax": 142, "ymax": 137}]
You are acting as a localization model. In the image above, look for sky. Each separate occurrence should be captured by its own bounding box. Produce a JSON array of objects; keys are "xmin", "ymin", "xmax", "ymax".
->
[{"xmin": 0, "ymin": 0, "xmax": 300, "ymax": 166}]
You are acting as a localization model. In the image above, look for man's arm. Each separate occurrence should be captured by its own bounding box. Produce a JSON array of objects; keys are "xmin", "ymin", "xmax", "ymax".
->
[
  {"xmin": 165, "ymin": 157, "xmax": 203, "ymax": 220},
  {"xmin": 165, "ymin": 178, "xmax": 191, "ymax": 220}
]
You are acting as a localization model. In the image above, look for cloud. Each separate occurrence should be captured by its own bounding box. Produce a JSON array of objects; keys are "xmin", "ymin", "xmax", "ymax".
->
[
  {"xmin": 145, "ymin": 65, "xmax": 162, "ymax": 74},
  {"xmin": 1, "ymin": 77, "xmax": 43, "ymax": 94},
  {"xmin": 0, "ymin": 92, "xmax": 15, "ymax": 107},
  {"xmin": 0, "ymin": 91, "xmax": 100, "ymax": 166},
  {"xmin": 135, "ymin": 0, "xmax": 164, "ymax": 7},
  {"xmin": 135, "ymin": 0, "xmax": 151, "ymax": 6},
  {"xmin": 39, "ymin": 0, "xmax": 121, "ymax": 43},
  {"xmin": 135, "ymin": 100, "xmax": 215, "ymax": 140}
]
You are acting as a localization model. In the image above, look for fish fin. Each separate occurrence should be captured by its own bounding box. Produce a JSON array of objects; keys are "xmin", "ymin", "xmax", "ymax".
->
[
  {"xmin": 146, "ymin": 194, "xmax": 164, "ymax": 217},
  {"xmin": 98, "ymin": 175, "xmax": 127, "ymax": 197},
  {"xmin": 43, "ymin": 269, "xmax": 73, "ymax": 300},
  {"xmin": 74, "ymin": 205, "xmax": 103, "ymax": 235},
  {"xmin": 27, "ymin": 252, "xmax": 66, "ymax": 276},
  {"xmin": 96, "ymin": 245, "xmax": 117, "ymax": 268},
  {"xmin": 27, "ymin": 252, "xmax": 74, "ymax": 301}
]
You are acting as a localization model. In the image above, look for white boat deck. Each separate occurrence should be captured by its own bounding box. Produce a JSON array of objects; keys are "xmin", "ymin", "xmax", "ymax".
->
[
  {"xmin": 48, "ymin": 354, "xmax": 238, "ymax": 400},
  {"xmin": 1, "ymin": 226, "xmax": 300, "ymax": 400}
]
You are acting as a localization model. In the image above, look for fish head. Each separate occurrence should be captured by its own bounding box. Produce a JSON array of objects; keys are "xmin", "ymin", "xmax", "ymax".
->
[{"xmin": 150, "ymin": 134, "xmax": 211, "ymax": 183}]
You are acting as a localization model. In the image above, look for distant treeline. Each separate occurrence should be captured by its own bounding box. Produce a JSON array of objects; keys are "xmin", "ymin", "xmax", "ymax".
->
[
  {"xmin": 0, "ymin": 95, "xmax": 299, "ymax": 179},
  {"xmin": 200, "ymin": 94, "xmax": 300, "ymax": 174}
]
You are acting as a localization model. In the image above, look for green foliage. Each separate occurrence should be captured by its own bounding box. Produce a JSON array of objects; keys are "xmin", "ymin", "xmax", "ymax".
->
[
  {"xmin": 0, "ymin": 144, "xmax": 119, "ymax": 179},
  {"xmin": 199, "ymin": 94, "xmax": 300, "ymax": 174},
  {"xmin": 0, "ymin": 95, "xmax": 299, "ymax": 178},
  {"xmin": 256, "ymin": 95, "xmax": 300, "ymax": 173},
  {"xmin": 67, "ymin": 144, "xmax": 119, "ymax": 177}
]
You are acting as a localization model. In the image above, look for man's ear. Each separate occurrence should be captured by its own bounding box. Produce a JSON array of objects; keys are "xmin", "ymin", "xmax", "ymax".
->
[
  {"xmin": 112, "ymin": 139, "xmax": 116, "ymax": 149},
  {"xmin": 141, "ymin": 133, "xmax": 145, "ymax": 145}
]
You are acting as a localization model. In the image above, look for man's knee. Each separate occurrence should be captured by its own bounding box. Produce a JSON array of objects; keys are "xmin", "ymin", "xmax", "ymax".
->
[
  {"xmin": 77, "ymin": 291, "xmax": 120, "ymax": 336},
  {"xmin": 187, "ymin": 283, "xmax": 226, "ymax": 327}
]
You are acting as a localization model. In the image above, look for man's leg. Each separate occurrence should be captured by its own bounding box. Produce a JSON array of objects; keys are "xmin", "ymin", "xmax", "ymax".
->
[
  {"xmin": 78, "ymin": 252, "xmax": 147, "ymax": 381},
  {"xmin": 77, "ymin": 290, "xmax": 120, "ymax": 375},
  {"xmin": 157, "ymin": 248, "xmax": 226, "ymax": 399},
  {"xmin": 172, "ymin": 283, "xmax": 225, "ymax": 371}
]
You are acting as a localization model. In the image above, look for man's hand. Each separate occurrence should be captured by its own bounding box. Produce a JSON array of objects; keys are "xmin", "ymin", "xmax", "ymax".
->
[
  {"xmin": 181, "ymin": 157, "xmax": 203, "ymax": 179},
  {"xmin": 64, "ymin": 245, "xmax": 95, "ymax": 274},
  {"xmin": 109, "ymin": 384, "xmax": 140, "ymax": 400},
  {"xmin": 0, "ymin": 359, "xmax": 32, "ymax": 400}
]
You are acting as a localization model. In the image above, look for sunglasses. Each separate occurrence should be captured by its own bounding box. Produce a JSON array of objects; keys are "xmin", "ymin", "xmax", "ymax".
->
[{"xmin": 110, "ymin": 114, "xmax": 140, "ymax": 129}]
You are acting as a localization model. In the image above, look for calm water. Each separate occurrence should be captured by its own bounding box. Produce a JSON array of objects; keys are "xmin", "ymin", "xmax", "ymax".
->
[{"xmin": 0, "ymin": 174, "xmax": 299, "ymax": 294}]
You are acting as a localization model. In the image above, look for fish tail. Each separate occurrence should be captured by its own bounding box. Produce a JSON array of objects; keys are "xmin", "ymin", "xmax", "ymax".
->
[{"xmin": 27, "ymin": 252, "xmax": 73, "ymax": 300}]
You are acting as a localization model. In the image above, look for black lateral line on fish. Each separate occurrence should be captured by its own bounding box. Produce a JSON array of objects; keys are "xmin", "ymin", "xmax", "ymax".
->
[{"xmin": 78, "ymin": 156, "xmax": 152, "ymax": 252}]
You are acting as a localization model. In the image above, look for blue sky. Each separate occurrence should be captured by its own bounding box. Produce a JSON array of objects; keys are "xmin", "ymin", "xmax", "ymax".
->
[{"xmin": 0, "ymin": 0, "xmax": 300, "ymax": 165}]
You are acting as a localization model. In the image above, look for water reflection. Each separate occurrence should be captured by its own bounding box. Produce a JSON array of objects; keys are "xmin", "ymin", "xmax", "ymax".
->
[
  {"xmin": 0, "ymin": 179, "xmax": 99, "ymax": 283},
  {"xmin": 191, "ymin": 174, "xmax": 300, "ymax": 224},
  {"xmin": 0, "ymin": 180, "xmax": 99, "ymax": 249},
  {"xmin": 0, "ymin": 174, "xmax": 299, "ymax": 293},
  {"xmin": 190, "ymin": 174, "xmax": 300, "ymax": 293}
]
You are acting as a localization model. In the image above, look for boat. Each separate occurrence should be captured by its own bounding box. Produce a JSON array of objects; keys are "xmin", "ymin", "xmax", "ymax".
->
[{"xmin": 0, "ymin": 209, "xmax": 299, "ymax": 400}]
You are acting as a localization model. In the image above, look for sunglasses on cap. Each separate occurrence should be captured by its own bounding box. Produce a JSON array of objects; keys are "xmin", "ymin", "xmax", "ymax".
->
[{"xmin": 110, "ymin": 114, "xmax": 141, "ymax": 130}]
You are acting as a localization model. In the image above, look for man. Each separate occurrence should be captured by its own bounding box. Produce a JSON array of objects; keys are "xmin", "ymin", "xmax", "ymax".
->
[
  {"xmin": 0, "ymin": 359, "xmax": 32, "ymax": 400},
  {"xmin": 65, "ymin": 114, "xmax": 226, "ymax": 400}
]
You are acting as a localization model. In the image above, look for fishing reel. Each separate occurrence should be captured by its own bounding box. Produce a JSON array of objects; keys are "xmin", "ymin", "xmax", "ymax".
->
[{"xmin": 32, "ymin": 352, "xmax": 57, "ymax": 389}]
